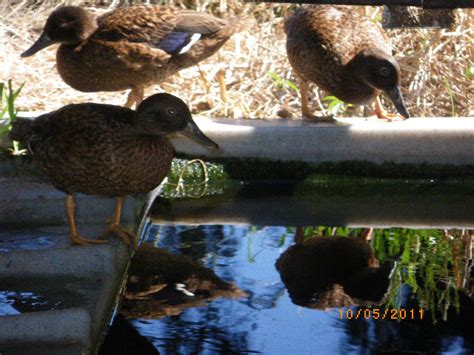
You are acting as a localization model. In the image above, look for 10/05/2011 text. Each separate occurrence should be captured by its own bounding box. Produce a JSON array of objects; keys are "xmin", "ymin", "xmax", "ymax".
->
[{"xmin": 339, "ymin": 308, "xmax": 424, "ymax": 320}]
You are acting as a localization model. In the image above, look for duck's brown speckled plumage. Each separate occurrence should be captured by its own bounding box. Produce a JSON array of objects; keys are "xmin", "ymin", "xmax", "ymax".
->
[
  {"xmin": 9, "ymin": 93, "xmax": 218, "ymax": 245},
  {"xmin": 285, "ymin": 5, "xmax": 409, "ymax": 120},
  {"xmin": 286, "ymin": 5, "xmax": 390, "ymax": 104},
  {"xmin": 23, "ymin": 5, "xmax": 247, "ymax": 103},
  {"xmin": 26, "ymin": 104, "xmax": 174, "ymax": 197}
]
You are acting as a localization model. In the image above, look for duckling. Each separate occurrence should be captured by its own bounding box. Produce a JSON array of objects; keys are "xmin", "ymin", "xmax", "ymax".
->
[
  {"xmin": 285, "ymin": 5, "xmax": 410, "ymax": 122},
  {"xmin": 9, "ymin": 93, "xmax": 218, "ymax": 246},
  {"xmin": 21, "ymin": 5, "xmax": 247, "ymax": 108}
]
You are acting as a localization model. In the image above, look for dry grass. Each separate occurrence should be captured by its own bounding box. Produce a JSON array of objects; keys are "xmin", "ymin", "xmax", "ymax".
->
[{"xmin": 1, "ymin": 0, "xmax": 473, "ymax": 118}]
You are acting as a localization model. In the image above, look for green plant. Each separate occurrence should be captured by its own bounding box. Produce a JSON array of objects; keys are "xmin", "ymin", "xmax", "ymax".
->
[
  {"xmin": 322, "ymin": 95, "xmax": 352, "ymax": 115},
  {"xmin": 443, "ymin": 77, "xmax": 457, "ymax": 117},
  {"xmin": 372, "ymin": 228, "xmax": 465, "ymax": 323},
  {"xmin": 267, "ymin": 72, "xmax": 299, "ymax": 92},
  {"xmin": 370, "ymin": 14, "xmax": 383, "ymax": 23},
  {"xmin": 300, "ymin": 226, "xmax": 468, "ymax": 323},
  {"xmin": 0, "ymin": 80, "xmax": 26, "ymax": 155},
  {"xmin": 161, "ymin": 158, "xmax": 228, "ymax": 199},
  {"xmin": 465, "ymin": 61, "xmax": 474, "ymax": 80}
]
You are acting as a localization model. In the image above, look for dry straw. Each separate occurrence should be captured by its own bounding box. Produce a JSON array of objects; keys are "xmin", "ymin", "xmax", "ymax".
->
[{"xmin": 1, "ymin": 0, "xmax": 472, "ymax": 118}]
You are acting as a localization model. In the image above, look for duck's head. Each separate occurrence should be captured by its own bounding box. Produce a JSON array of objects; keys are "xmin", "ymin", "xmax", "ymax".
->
[
  {"xmin": 21, "ymin": 6, "xmax": 96, "ymax": 57},
  {"xmin": 353, "ymin": 48, "xmax": 410, "ymax": 118},
  {"xmin": 135, "ymin": 93, "xmax": 219, "ymax": 149}
]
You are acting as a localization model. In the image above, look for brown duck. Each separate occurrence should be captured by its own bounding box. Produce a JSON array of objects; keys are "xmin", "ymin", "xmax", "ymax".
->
[
  {"xmin": 21, "ymin": 5, "xmax": 247, "ymax": 108},
  {"xmin": 9, "ymin": 93, "xmax": 218, "ymax": 245},
  {"xmin": 285, "ymin": 5, "xmax": 410, "ymax": 122},
  {"xmin": 276, "ymin": 231, "xmax": 392, "ymax": 307}
]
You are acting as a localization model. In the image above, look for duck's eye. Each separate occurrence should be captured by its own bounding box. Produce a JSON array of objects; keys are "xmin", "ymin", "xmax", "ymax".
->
[
  {"xmin": 167, "ymin": 108, "xmax": 176, "ymax": 116},
  {"xmin": 380, "ymin": 67, "xmax": 390, "ymax": 76}
]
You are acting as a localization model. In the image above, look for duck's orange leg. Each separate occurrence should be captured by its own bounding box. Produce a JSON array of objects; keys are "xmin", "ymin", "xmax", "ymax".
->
[
  {"xmin": 66, "ymin": 194, "xmax": 107, "ymax": 246},
  {"xmin": 124, "ymin": 91, "xmax": 135, "ymax": 108},
  {"xmin": 373, "ymin": 96, "xmax": 407, "ymax": 121},
  {"xmin": 215, "ymin": 68, "xmax": 228, "ymax": 103},
  {"xmin": 300, "ymin": 77, "xmax": 316, "ymax": 120},
  {"xmin": 197, "ymin": 64, "xmax": 211, "ymax": 94},
  {"xmin": 124, "ymin": 86, "xmax": 145, "ymax": 108},
  {"xmin": 99, "ymin": 197, "xmax": 136, "ymax": 246},
  {"xmin": 299, "ymin": 76, "xmax": 335, "ymax": 123},
  {"xmin": 359, "ymin": 228, "xmax": 374, "ymax": 242}
]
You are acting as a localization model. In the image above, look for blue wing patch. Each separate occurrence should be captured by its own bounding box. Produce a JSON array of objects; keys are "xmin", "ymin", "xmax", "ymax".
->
[{"xmin": 159, "ymin": 32, "xmax": 201, "ymax": 55}]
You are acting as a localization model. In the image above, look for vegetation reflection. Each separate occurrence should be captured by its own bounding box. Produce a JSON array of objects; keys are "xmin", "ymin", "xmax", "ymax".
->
[{"xmin": 296, "ymin": 226, "xmax": 472, "ymax": 323}]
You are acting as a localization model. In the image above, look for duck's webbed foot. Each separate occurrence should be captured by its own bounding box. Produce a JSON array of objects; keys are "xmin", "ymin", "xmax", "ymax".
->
[
  {"xmin": 303, "ymin": 112, "xmax": 336, "ymax": 123},
  {"xmin": 98, "ymin": 197, "xmax": 137, "ymax": 246},
  {"xmin": 99, "ymin": 223, "xmax": 137, "ymax": 246},
  {"xmin": 71, "ymin": 233, "xmax": 108, "ymax": 246},
  {"xmin": 373, "ymin": 97, "xmax": 408, "ymax": 122}
]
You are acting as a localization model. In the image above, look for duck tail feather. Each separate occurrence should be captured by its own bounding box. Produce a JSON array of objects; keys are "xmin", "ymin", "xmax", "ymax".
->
[{"xmin": 9, "ymin": 118, "xmax": 34, "ymax": 144}]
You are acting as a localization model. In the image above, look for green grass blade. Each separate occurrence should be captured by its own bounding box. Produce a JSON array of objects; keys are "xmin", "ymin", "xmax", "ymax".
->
[{"xmin": 0, "ymin": 82, "xmax": 4, "ymax": 108}]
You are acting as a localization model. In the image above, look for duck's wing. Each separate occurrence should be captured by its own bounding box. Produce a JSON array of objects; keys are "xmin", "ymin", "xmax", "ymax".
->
[
  {"xmin": 93, "ymin": 5, "xmax": 229, "ymax": 56},
  {"xmin": 320, "ymin": 6, "xmax": 392, "ymax": 60},
  {"xmin": 174, "ymin": 10, "xmax": 229, "ymax": 34},
  {"xmin": 26, "ymin": 104, "xmax": 132, "ymax": 141},
  {"xmin": 169, "ymin": 10, "xmax": 249, "ymax": 68},
  {"xmin": 94, "ymin": 5, "xmax": 177, "ymax": 47}
]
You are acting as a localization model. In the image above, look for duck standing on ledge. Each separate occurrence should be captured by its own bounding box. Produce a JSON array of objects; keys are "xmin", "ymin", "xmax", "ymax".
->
[
  {"xmin": 285, "ymin": 5, "xmax": 410, "ymax": 122},
  {"xmin": 21, "ymin": 5, "xmax": 247, "ymax": 108},
  {"xmin": 10, "ymin": 93, "xmax": 218, "ymax": 246}
]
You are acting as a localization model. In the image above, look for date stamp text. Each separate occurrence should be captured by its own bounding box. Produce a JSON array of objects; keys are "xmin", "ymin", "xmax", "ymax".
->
[{"xmin": 339, "ymin": 308, "xmax": 424, "ymax": 320}]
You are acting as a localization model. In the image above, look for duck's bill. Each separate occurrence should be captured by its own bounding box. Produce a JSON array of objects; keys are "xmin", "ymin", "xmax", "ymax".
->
[
  {"xmin": 21, "ymin": 33, "xmax": 54, "ymax": 57},
  {"xmin": 385, "ymin": 86, "xmax": 410, "ymax": 119},
  {"xmin": 181, "ymin": 119, "xmax": 219, "ymax": 149}
]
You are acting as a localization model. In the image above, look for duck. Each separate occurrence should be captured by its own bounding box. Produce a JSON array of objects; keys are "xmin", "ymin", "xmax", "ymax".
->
[
  {"xmin": 284, "ymin": 5, "xmax": 410, "ymax": 122},
  {"xmin": 9, "ymin": 93, "xmax": 218, "ymax": 246},
  {"xmin": 123, "ymin": 244, "xmax": 246, "ymax": 318},
  {"xmin": 275, "ymin": 234, "xmax": 392, "ymax": 308},
  {"xmin": 21, "ymin": 5, "xmax": 247, "ymax": 108}
]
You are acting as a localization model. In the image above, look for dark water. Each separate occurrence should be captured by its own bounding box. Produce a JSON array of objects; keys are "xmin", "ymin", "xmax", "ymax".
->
[
  {"xmin": 0, "ymin": 290, "xmax": 64, "ymax": 315},
  {"xmin": 116, "ymin": 224, "xmax": 473, "ymax": 355}
]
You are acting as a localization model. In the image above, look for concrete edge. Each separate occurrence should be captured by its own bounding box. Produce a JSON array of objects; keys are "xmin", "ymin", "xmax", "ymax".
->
[
  {"xmin": 3, "ymin": 116, "xmax": 474, "ymax": 166},
  {"xmin": 0, "ymin": 244, "xmax": 120, "ymax": 279},
  {"xmin": 0, "ymin": 308, "xmax": 91, "ymax": 348}
]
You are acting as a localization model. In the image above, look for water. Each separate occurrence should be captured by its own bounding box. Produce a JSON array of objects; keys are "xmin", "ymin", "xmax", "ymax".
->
[
  {"xmin": 118, "ymin": 224, "xmax": 473, "ymax": 354},
  {"xmin": 0, "ymin": 290, "xmax": 64, "ymax": 315}
]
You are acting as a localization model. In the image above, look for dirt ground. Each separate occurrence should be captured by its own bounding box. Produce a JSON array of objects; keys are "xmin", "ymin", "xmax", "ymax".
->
[{"xmin": 1, "ymin": 0, "xmax": 473, "ymax": 119}]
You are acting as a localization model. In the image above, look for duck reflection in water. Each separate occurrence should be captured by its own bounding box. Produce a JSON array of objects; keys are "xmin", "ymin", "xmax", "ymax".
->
[
  {"xmin": 275, "ymin": 227, "xmax": 393, "ymax": 308},
  {"xmin": 121, "ymin": 244, "xmax": 246, "ymax": 319}
]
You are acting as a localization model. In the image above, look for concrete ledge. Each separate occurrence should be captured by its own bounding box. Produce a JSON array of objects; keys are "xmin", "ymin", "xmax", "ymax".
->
[
  {"xmin": 0, "ymin": 240, "xmax": 131, "ymax": 354},
  {"xmin": 0, "ymin": 244, "xmax": 121, "ymax": 278},
  {"xmin": 0, "ymin": 175, "xmax": 139, "ymax": 354},
  {"xmin": 171, "ymin": 117, "xmax": 474, "ymax": 165},
  {"xmin": 4, "ymin": 116, "xmax": 474, "ymax": 165},
  {"xmin": 0, "ymin": 176, "xmax": 136, "ymax": 228},
  {"xmin": 0, "ymin": 308, "xmax": 91, "ymax": 346}
]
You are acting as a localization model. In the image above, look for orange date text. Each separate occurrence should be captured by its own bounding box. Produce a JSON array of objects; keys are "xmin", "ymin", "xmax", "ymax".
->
[{"xmin": 339, "ymin": 308, "xmax": 424, "ymax": 320}]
